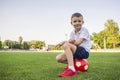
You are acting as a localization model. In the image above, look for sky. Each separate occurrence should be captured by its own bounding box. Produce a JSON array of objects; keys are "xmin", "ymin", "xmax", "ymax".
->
[{"xmin": 0, "ymin": 0, "xmax": 120, "ymax": 44}]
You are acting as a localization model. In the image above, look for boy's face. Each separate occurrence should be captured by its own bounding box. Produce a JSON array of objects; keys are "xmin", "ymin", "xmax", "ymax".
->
[{"xmin": 71, "ymin": 16, "xmax": 84, "ymax": 30}]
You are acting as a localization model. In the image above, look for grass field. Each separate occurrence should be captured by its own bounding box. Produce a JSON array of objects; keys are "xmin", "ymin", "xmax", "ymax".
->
[{"xmin": 0, "ymin": 52, "xmax": 120, "ymax": 80}]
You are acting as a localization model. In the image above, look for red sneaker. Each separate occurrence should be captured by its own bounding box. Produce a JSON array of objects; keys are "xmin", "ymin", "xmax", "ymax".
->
[
  {"xmin": 64, "ymin": 66, "xmax": 68, "ymax": 71},
  {"xmin": 64, "ymin": 66, "xmax": 78, "ymax": 71},
  {"xmin": 58, "ymin": 68, "xmax": 77, "ymax": 77}
]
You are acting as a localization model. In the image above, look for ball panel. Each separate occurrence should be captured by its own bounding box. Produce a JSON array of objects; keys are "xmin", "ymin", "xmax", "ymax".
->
[
  {"xmin": 74, "ymin": 59, "xmax": 89, "ymax": 72},
  {"xmin": 84, "ymin": 65, "xmax": 88, "ymax": 70},
  {"xmin": 76, "ymin": 62, "xmax": 81, "ymax": 67}
]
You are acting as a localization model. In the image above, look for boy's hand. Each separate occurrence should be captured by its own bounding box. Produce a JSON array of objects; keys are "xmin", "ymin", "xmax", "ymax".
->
[
  {"xmin": 69, "ymin": 39, "xmax": 75, "ymax": 44},
  {"xmin": 56, "ymin": 43, "xmax": 62, "ymax": 47},
  {"xmin": 56, "ymin": 41, "xmax": 67, "ymax": 46}
]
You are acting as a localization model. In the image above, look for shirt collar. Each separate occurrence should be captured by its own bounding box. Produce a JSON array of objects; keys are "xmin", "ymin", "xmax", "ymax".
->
[{"xmin": 73, "ymin": 27, "xmax": 83, "ymax": 34}]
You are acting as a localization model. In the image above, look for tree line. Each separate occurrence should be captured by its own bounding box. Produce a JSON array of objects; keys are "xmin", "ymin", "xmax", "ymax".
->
[
  {"xmin": 0, "ymin": 36, "xmax": 46, "ymax": 50},
  {"xmin": 91, "ymin": 19, "xmax": 120, "ymax": 49},
  {"xmin": 0, "ymin": 19, "xmax": 120, "ymax": 50}
]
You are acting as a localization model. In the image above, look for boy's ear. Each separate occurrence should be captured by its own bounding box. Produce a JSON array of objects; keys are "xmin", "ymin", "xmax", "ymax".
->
[{"xmin": 71, "ymin": 21, "xmax": 72, "ymax": 25}]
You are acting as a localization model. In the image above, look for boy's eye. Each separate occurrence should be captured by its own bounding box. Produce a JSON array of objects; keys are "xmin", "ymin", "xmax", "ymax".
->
[
  {"xmin": 73, "ymin": 20, "xmax": 77, "ymax": 23},
  {"xmin": 73, "ymin": 20, "xmax": 81, "ymax": 23},
  {"xmin": 78, "ymin": 20, "xmax": 81, "ymax": 22}
]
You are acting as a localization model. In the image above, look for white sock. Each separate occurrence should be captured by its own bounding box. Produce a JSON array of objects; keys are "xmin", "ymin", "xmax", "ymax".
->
[{"xmin": 68, "ymin": 66, "xmax": 76, "ymax": 72}]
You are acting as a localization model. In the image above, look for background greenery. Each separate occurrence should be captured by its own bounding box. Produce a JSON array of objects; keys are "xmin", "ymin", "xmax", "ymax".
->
[
  {"xmin": 0, "ymin": 19, "xmax": 120, "ymax": 50},
  {"xmin": 0, "ymin": 52, "xmax": 120, "ymax": 80},
  {"xmin": 91, "ymin": 19, "xmax": 120, "ymax": 49}
]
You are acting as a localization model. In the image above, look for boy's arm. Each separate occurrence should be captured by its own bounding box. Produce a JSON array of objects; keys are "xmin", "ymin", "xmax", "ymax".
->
[
  {"xmin": 68, "ymin": 38, "xmax": 75, "ymax": 44},
  {"xmin": 56, "ymin": 41, "xmax": 67, "ymax": 46},
  {"xmin": 73, "ymin": 38, "xmax": 85, "ymax": 46},
  {"xmin": 68, "ymin": 38, "xmax": 84, "ymax": 46},
  {"xmin": 56, "ymin": 38, "xmax": 84, "ymax": 46}
]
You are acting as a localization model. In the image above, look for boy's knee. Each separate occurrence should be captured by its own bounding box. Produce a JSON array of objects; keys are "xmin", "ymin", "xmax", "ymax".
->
[
  {"xmin": 63, "ymin": 42, "xmax": 70, "ymax": 49},
  {"xmin": 56, "ymin": 56, "xmax": 61, "ymax": 62},
  {"xmin": 56, "ymin": 56, "xmax": 64, "ymax": 63}
]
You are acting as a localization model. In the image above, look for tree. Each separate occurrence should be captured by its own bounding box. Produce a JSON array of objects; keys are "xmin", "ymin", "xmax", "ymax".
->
[
  {"xmin": 29, "ymin": 40, "xmax": 46, "ymax": 49},
  {"xmin": 91, "ymin": 19, "xmax": 120, "ymax": 49},
  {"xmin": 18, "ymin": 36, "xmax": 23, "ymax": 49},
  {"xmin": 3, "ymin": 40, "xmax": 12, "ymax": 49},
  {"xmin": 116, "ymin": 35, "xmax": 120, "ymax": 48},
  {"xmin": 104, "ymin": 19, "xmax": 119, "ymax": 48},
  {"xmin": 12, "ymin": 41, "xmax": 21, "ymax": 49},
  {"xmin": 51, "ymin": 45, "xmax": 63, "ymax": 50},
  {"xmin": 22, "ymin": 41, "xmax": 30, "ymax": 49},
  {"xmin": 0, "ymin": 41, "xmax": 2, "ymax": 49},
  {"xmin": 91, "ymin": 32, "xmax": 104, "ymax": 49}
]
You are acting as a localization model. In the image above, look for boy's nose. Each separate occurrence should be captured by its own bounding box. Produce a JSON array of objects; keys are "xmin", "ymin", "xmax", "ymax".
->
[{"xmin": 76, "ymin": 21, "xmax": 80, "ymax": 24}]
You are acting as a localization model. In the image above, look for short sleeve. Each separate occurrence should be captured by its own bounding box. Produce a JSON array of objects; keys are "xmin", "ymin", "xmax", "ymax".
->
[{"xmin": 79, "ymin": 28, "xmax": 90, "ymax": 40}]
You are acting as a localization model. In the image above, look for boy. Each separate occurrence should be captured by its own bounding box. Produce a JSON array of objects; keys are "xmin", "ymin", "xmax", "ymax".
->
[{"xmin": 56, "ymin": 12, "xmax": 92, "ymax": 77}]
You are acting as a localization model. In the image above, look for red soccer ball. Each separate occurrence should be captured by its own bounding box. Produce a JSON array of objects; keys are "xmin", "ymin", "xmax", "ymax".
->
[{"xmin": 74, "ymin": 59, "xmax": 89, "ymax": 72}]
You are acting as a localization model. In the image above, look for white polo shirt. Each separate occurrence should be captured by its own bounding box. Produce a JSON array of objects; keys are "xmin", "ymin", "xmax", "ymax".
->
[{"xmin": 70, "ymin": 27, "xmax": 92, "ymax": 52}]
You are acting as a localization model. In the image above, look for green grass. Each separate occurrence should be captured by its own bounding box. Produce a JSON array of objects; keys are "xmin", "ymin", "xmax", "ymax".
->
[{"xmin": 0, "ymin": 52, "xmax": 120, "ymax": 80}]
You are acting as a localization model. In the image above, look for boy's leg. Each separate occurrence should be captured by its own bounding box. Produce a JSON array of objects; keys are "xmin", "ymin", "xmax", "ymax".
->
[
  {"xmin": 56, "ymin": 53, "xmax": 68, "ymax": 64},
  {"xmin": 56, "ymin": 42, "xmax": 77, "ymax": 65},
  {"xmin": 58, "ymin": 42, "xmax": 78, "ymax": 77},
  {"xmin": 56, "ymin": 53, "xmax": 68, "ymax": 71},
  {"xmin": 63, "ymin": 42, "xmax": 77, "ymax": 67}
]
